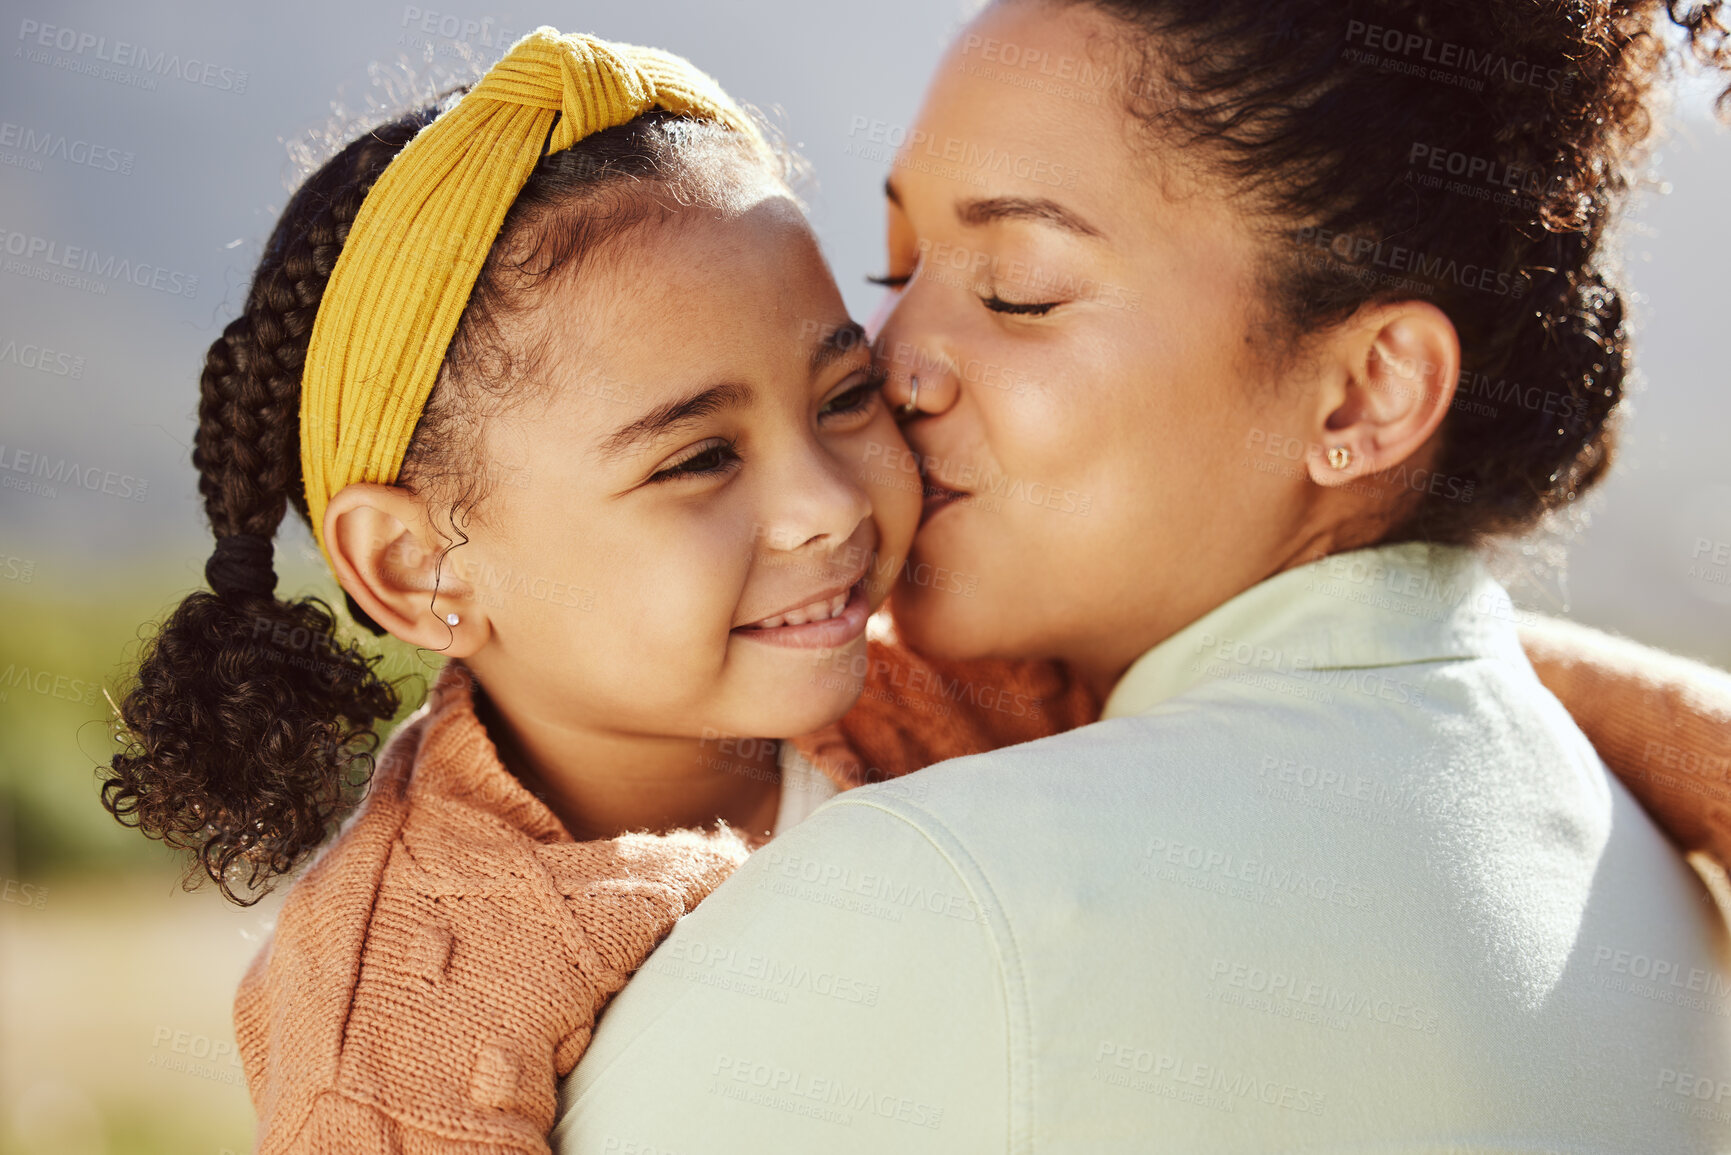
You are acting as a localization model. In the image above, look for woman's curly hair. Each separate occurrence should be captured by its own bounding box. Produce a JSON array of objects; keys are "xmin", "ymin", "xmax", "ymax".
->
[
  {"xmin": 101, "ymin": 100, "xmax": 780, "ymax": 904},
  {"xmin": 1068, "ymin": 0, "xmax": 1730, "ymax": 540}
]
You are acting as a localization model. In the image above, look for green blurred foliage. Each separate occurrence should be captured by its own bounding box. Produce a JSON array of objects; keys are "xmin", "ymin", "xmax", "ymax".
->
[{"xmin": 0, "ymin": 557, "xmax": 436, "ymax": 885}]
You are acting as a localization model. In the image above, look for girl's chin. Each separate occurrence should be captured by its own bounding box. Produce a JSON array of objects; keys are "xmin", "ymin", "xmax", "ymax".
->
[
  {"xmin": 729, "ymin": 644, "xmax": 870, "ymax": 737},
  {"xmin": 745, "ymin": 687, "xmax": 866, "ymax": 741}
]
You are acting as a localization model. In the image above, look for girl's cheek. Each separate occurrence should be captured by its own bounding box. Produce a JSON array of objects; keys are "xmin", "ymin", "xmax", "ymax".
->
[{"xmin": 864, "ymin": 419, "xmax": 919, "ymax": 520}]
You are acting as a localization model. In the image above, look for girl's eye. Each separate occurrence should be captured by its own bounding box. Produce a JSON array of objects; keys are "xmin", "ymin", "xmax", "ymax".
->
[
  {"xmin": 819, "ymin": 370, "xmax": 888, "ymax": 421},
  {"xmin": 867, "ymin": 273, "xmax": 911, "ymax": 289},
  {"xmin": 648, "ymin": 438, "xmax": 741, "ymax": 484},
  {"xmin": 982, "ymin": 295, "xmax": 1060, "ymax": 317}
]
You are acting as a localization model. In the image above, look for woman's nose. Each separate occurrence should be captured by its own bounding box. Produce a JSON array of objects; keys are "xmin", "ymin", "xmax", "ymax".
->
[{"xmin": 875, "ymin": 331, "xmax": 960, "ymax": 422}]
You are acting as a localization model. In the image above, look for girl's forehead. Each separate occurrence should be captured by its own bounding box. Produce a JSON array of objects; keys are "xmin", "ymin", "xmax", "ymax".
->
[{"xmin": 498, "ymin": 201, "xmax": 854, "ymax": 439}]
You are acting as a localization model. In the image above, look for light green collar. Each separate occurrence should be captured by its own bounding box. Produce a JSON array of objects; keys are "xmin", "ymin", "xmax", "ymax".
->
[{"xmin": 1101, "ymin": 542, "xmax": 1526, "ymax": 720}]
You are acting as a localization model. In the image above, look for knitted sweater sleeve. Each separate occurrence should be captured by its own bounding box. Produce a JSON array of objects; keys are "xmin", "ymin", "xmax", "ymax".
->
[
  {"xmin": 793, "ymin": 635, "xmax": 1100, "ymax": 788},
  {"xmin": 1522, "ymin": 615, "xmax": 1731, "ymax": 865}
]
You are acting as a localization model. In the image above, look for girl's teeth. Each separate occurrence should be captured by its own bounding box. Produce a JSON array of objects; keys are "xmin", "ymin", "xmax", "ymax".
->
[{"xmin": 752, "ymin": 588, "xmax": 853, "ymax": 629}]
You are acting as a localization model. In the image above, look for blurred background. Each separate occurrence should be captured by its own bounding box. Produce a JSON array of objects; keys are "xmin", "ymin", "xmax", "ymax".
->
[{"xmin": 0, "ymin": 1, "xmax": 1726, "ymax": 1151}]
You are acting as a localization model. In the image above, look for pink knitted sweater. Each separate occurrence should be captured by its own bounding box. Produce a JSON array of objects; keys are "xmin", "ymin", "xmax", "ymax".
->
[{"xmin": 237, "ymin": 631, "xmax": 1730, "ymax": 1153}]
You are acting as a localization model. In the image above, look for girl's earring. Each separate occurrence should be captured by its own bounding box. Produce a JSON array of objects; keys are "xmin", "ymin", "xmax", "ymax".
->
[
  {"xmin": 1327, "ymin": 446, "xmax": 1353, "ymax": 471},
  {"xmin": 445, "ymin": 613, "xmax": 461, "ymax": 627}
]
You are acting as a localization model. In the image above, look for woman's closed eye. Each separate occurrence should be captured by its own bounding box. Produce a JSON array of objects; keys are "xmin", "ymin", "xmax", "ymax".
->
[
  {"xmin": 981, "ymin": 294, "xmax": 1059, "ymax": 317},
  {"xmin": 872, "ymin": 271, "xmax": 1058, "ymax": 317},
  {"xmin": 647, "ymin": 437, "xmax": 741, "ymax": 484}
]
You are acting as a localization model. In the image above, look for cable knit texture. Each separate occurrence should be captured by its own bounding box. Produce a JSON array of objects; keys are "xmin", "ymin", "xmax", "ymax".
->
[
  {"xmin": 237, "ymin": 624, "xmax": 1731, "ymax": 1153},
  {"xmin": 235, "ymin": 663, "xmax": 751, "ymax": 1153}
]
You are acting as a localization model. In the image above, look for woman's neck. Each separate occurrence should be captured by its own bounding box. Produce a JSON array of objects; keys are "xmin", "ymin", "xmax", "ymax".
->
[{"xmin": 468, "ymin": 679, "xmax": 783, "ymax": 844}]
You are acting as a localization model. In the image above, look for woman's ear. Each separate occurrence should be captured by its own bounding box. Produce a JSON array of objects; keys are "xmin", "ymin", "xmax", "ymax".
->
[
  {"xmin": 1304, "ymin": 300, "xmax": 1460, "ymax": 488},
  {"xmin": 322, "ymin": 482, "xmax": 486, "ymax": 655}
]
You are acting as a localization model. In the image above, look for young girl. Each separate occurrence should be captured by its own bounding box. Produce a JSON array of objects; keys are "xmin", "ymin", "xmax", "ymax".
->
[{"xmin": 98, "ymin": 24, "xmax": 1731, "ymax": 1155}]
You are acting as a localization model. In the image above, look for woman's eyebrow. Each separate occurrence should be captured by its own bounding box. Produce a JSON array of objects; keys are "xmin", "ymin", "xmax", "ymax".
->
[
  {"xmin": 955, "ymin": 195, "xmax": 1104, "ymax": 239},
  {"xmin": 883, "ymin": 177, "xmax": 1104, "ymax": 239},
  {"xmin": 598, "ymin": 381, "xmax": 754, "ymax": 462}
]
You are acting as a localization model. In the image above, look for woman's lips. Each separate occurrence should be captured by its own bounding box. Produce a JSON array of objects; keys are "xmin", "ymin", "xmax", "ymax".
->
[
  {"xmin": 732, "ymin": 582, "xmax": 870, "ymax": 650},
  {"xmin": 921, "ymin": 477, "xmax": 969, "ymax": 526}
]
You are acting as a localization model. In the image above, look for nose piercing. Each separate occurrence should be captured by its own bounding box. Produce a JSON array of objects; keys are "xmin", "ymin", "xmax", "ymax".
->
[{"xmin": 899, "ymin": 375, "xmax": 921, "ymax": 418}]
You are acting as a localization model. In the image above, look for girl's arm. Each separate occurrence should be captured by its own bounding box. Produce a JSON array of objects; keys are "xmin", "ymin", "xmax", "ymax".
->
[{"xmin": 1522, "ymin": 616, "xmax": 1731, "ymax": 864}]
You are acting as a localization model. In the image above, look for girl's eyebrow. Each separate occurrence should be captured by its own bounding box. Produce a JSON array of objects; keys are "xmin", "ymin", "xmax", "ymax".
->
[
  {"xmin": 811, "ymin": 320, "xmax": 870, "ymax": 375},
  {"xmin": 598, "ymin": 381, "xmax": 754, "ymax": 462}
]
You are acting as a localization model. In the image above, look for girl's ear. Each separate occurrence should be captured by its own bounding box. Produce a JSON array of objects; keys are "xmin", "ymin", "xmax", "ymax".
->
[
  {"xmin": 323, "ymin": 482, "xmax": 487, "ymax": 655},
  {"xmin": 1303, "ymin": 300, "xmax": 1460, "ymax": 488}
]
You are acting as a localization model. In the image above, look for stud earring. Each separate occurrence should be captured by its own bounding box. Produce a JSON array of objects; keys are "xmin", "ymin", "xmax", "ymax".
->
[
  {"xmin": 898, "ymin": 375, "xmax": 921, "ymax": 418},
  {"xmin": 445, "ymin": 612, "xmax": 461, "ymax": 627},
  {"xmin": 1327, "ymin": 446, "xmax": 1353, "ymax": 471}
]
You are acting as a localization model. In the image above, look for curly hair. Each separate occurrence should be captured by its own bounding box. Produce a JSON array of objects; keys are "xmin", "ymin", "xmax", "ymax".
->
[
  {"xmin": 101, "ymin": 100, "xmax": 781, "ymax": 904},
  {"xmin": 1063, "ymin": 0, "xmax": 1730, "ymax": 541}
]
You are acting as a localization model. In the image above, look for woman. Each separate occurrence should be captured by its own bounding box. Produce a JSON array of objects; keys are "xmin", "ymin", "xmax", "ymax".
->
[{"xmin": 553, "ymin": 0, "xmax": 1731, "ymax": 1150}]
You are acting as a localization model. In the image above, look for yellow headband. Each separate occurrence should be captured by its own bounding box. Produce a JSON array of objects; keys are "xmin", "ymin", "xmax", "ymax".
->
[{"xmin": 299, "ymin": 27, "xmax": 761, "ymax": 556}]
